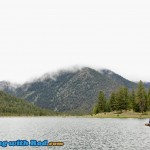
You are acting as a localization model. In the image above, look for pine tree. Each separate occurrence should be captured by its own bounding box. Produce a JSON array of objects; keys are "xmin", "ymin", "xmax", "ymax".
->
[
  {"xmin": 136, "ymin": 81, "xmax": 147, "ymax": 113},
  {"xmin": 129, "ymin": 89, "xmax": 136, "ymax": 111},
  {"xmin": 97, "ymin": 91, "xmax": 106, "ymax": 112},
  {"xmin": 93, "ymin": 104, "xmax": 99, "ymax": 115},
  {"xmin": 115, "ymin": 87, "xmax": 123, "ymax": 112},
  {"xmin": 110, "ymin": 92, "xmax": 116, "ymax": 111},
  {"xmin": 115, "ymin": 87, "xmax": 128, "ymax": 113},
  {"xmin": 123, "ymin": 87, "xmax": 128, "ymax": 111},
  {"xmin": 147, "ymin": 88, "xmax": 150, "ymax": 111},
  {"xmin": 104, "ymin": 100, "xmax": 111, "ymax": 112}
]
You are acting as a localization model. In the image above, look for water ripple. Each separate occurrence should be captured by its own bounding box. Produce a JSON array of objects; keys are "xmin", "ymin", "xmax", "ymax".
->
[{"xmin": 0, "ymin": 117, "xmax": 150, "ymax": 150}]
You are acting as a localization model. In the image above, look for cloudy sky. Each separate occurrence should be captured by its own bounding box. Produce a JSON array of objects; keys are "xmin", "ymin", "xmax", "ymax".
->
[{"xmin": 0, "ymin": 0, "xmax": 150, "ymax": 83}]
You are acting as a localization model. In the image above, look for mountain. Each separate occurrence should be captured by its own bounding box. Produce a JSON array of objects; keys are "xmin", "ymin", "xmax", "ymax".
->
[
  {"xmin": 1, "ymin": 67, "xmax": 150, "ymax": 114},
  {"xmin": 0, "ymin": 67, "xmax": 139, "ymax": 114},
  {"xmin": 144, "ymin": 82, "xmax": 150, "ymax": 89},
  {"xmin": 0, "ymin": 81, "xmax": 19, "ymax": 94},
  {"xmin": 99, "ymin": 69, "xmax": 137, "ymax": 89},
  {"xmin": 0, "ymin": 91, "xmax": 55, "ymax": 116}
]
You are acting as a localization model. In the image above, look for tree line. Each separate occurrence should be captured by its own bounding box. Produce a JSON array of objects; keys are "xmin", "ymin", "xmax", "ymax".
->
[
  {"xmin": 93, "ymin": 81, "xmax": 150, "ymax": 114},
  {"xmin": 0, "ymin": 91, "xmax": 58, "ymax": 116}
]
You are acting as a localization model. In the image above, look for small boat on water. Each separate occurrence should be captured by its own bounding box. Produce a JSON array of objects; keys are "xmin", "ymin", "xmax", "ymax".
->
[{"xmin": 145, "ymin": 123, "xmax": 150, "ymax": 126}]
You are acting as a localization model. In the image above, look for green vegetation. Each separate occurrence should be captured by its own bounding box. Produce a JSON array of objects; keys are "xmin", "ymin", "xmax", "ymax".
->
[
  {"xmin": 2, "ymin": 67, "xmax": 138, "ymax": 114},
  {"xmin": 93, "ymin": 91, "xmax": 106, "ymax": 114},
  {"xmin": 89, "ymin": 110, "xmax": 150, "ymax": 118},
  {"xmin": 0, "ymin": 91, "xmax": 58, "ymax": 116},
  {"xmin": 1, "ymin": 67, "xmax": 150, "ymax": 115},
  {"xmin": 93, "ymin": 81, "xmax": 150, "ymax": 115}
]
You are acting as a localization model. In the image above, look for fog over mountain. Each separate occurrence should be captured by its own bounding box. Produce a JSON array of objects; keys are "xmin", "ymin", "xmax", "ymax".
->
[{"xmin": 0, "ymin": 67, "xmax": 149, "ymax": 114}]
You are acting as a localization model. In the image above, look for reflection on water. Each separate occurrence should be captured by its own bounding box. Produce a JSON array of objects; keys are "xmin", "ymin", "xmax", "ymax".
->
[{"xmin": 0, "ymin": 117, "xmax": 150, "ymax": 150}]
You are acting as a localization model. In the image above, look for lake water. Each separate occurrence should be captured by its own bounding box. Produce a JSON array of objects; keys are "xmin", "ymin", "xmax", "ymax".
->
[{"xmin": 0, "ymin": 117, "xmax": 150, "ymax": 150}]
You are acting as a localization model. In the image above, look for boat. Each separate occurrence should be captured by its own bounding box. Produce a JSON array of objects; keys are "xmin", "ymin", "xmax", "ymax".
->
[{"xmin": 145, "ymin": 123, "xmax": 150, "ymax": 126}]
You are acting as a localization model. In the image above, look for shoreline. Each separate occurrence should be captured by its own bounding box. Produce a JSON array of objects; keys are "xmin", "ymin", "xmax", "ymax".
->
[
  {"xmin": 85, "ymin": 111, "xmax": 150, "ymax": 119},
  {"xmin": 0, "ymin": 111, "xmax": 150, "ymax": 119}
]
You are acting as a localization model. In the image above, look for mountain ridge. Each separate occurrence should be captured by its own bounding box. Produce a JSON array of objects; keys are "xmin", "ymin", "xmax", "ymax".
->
[{"xmin": 0, "ymin": 67, "xmax": 150, "ymax": 114}]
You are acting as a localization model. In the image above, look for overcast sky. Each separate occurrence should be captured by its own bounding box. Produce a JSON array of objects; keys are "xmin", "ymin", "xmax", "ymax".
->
[{"xmin": 0, "ymin": 0, "xmax": 150, "ymax": 83}]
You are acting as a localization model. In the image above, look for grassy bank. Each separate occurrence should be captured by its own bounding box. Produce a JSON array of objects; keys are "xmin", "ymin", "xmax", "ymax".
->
[
  {"xmin": 1, "ymin": 111, "xmax": 150, "ymax": 118},
  {"xmin": 86, "ymin": 111, "xmax": 150, "ymax": 118}
]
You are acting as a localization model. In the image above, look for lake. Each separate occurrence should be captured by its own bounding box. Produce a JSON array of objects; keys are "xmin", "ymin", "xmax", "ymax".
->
[{"xmin": 0, "ymin": 117, "xmax": 150, "ymax": 150}]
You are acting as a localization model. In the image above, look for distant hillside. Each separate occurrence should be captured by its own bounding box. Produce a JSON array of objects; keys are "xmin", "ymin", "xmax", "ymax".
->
[
  {"xmin": 0, "ymin": 81, "xmax": 19, "ymax": 95},
  {"xmin": 0, "ymin": 67, "xmax": 150, "ymax": 114},
  {"xmin": 144, "ymin": 82, "xmax": 150, "ymax": 89},
  {"xmin": 0, "ymin": 91, "xmax": 55, "ymax": 116},
  {"xmin": 99, "ymin": 69, "xmax": 137, "ymax": 89}
]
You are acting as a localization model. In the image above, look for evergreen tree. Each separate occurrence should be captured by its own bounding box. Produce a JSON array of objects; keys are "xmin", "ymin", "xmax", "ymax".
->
[
  {"xmin": 115, "ymin": 87, "xmax": 124, "ymax": 112},
  {"xmin": 93, "ymin": 104, "xmax": 99, "ymax": 115},
  {"xmin": 115, "ymin": 87, "xmax": 128, "ymax": 112},
  {"xmin": 104, "ymin": 100, "xmax": 111, "ymax": 112},
  {"xmin": 123, "ymin": 87, "xmax": 128, "ymax": 110},
  {"xmin": 93, "ymin": 80, "xmax": 150, "ymax": 114},
  {"xmin": 135, "ymin": 81, "xmax": 147, "ymax": 113},
  {"xmin": 110, "ymin": 92, "xmax": 116, "ymax": 111},
  {"xmin": 147, "ymin": 88, "xmax": 150, "ymax": 111},
  {"xmin": 97, "ymin": 91, "xmax": 106, "ymax": 112},
  {"xmin": 129, "ymin": 89, "xmax": 136, "ymax": 111}
]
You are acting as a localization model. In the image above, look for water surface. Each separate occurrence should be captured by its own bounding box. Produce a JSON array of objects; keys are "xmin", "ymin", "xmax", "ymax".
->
[{"xmin": 0, "ymin": 117, "xmax": 150, "ymax": 150}]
